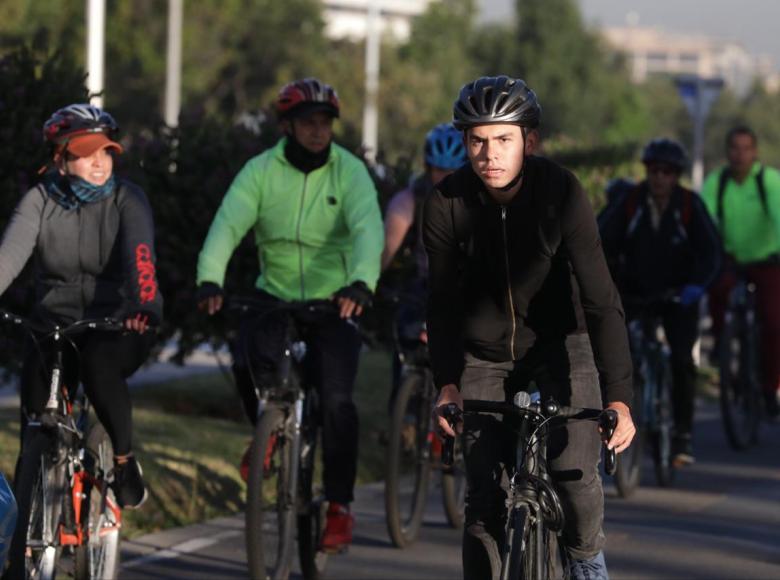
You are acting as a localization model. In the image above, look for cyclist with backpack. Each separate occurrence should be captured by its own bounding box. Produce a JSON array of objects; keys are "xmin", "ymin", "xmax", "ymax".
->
[
  {"xmin": 600, "ymin": 138, "xmax": 722, "ymax": 465},
  {"xmin": 196, "ymin": 78, "xmax": 383, "ymax": 552},
  {"xmin": 0, "ymin": 104, "xmax": 163, "ymax": 511},
  {"xmin": 702, "ymin": 126, "xmax": 780, "ymax": 419},
  {"xmin": 381, "ymin": 123, "xmax": 467, "ymax": 406},
  {"xmin": 427, "ymin": 76, "xmax": 635, "ymax": 580}
]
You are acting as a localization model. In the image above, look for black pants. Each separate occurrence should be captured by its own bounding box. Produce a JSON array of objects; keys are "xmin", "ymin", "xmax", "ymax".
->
[
  {"xmin": 461, "ymin": 334, "xmax": 606, "ymax": 580},
  {"xmin": 630, "ymin": 303, "xmax": 699, "ymax": 436},
  {"xmin": 20, "ymin": 330, "xmax": 154, "ymax": 456},
  {"xmin": 231, "ymin": 290, "xmax": 362, "ymax": 504}
]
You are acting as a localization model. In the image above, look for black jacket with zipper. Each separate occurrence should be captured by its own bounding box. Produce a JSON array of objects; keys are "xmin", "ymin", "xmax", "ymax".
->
[{"xmin": 423, "ymin": 156, "xmax": 633, "ymax": 406}]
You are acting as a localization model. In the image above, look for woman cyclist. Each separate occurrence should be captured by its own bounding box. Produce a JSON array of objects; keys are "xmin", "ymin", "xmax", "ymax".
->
[{"xmin": 0, "ymin": 104, "xmax": 163, "ymax": 513}]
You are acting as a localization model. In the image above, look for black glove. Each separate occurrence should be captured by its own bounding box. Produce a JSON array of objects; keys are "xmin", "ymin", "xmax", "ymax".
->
[
  {"xmin": 334, "ymin": 281, "xmax": 373, "ymax": 309},
  {"xmin": 196, "ymin": 282, "xmax": 224, "ymax": 304}
]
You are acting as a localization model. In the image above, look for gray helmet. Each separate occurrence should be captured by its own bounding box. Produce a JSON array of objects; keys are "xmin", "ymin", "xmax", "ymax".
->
[{"xmin": 453, "ymin": 76, "xmax": 541, "ymax": 131}]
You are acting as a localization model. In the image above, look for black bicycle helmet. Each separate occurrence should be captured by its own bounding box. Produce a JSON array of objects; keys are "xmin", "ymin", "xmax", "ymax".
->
[
  {"xmin": 453, "ymin": 76, "xmax": 541, "ymax": 131},
  {"xmin": 641, "ymin": 138, "xmax": 688, "ymax": 171}
]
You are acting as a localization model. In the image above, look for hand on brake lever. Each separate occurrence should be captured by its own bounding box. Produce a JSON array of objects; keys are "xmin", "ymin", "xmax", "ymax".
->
[
  {"xmin": 604, "ymin": 401, "xmax": 635, "ymax": 453},
  {"xmin": 433, "ymin": 384, "xmax": 463, "ymax": 440}
]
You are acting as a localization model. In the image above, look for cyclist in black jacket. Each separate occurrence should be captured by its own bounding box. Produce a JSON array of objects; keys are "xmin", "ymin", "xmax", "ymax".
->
[
  {"xmin": 599, "ymin": 139, "xmax": 722, "ymax": 464},
  {"xmin": 427, "ymin": 76, "xmax": 634, "ymax": 580}
]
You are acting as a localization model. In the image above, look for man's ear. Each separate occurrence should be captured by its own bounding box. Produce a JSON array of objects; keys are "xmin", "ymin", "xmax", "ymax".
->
[{"xmin": 524, "ymin": 129, "xmax": 539, "ymax": 155}]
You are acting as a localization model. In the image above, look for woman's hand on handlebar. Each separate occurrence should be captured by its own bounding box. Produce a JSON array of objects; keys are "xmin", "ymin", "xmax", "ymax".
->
[
  {"xmin": 433, "ymin": 384, "xmax": 464, "ymax": 440},
  {"xmin": 604, "ymin": 401, "xmax": 636, "ymax": 453},
  {"xmin": 196, "ymin": 282, "xmax": 224, "ymax": 315},
  {"xmin": 124, "ymin": 312, "xmax": 151, "ymax": 334}
]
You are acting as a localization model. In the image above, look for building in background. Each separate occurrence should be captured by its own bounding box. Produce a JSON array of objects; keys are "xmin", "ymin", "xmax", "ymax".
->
[
  {"xmin": 321, "ymin": 0, "xmax": 435, "ymax": 40},
  {"xmin": 602, "ymin": 26, "xmax": 779, "ymax": 95}
]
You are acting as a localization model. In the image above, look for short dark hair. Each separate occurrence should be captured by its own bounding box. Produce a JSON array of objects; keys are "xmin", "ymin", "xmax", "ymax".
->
[{"xmin": 726, "ymin": 125, "xmax": 757, "ymax": 149}]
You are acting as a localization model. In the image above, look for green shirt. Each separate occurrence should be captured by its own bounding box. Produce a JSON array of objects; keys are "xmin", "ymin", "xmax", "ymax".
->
[
  {"xmin": 701, "ymin": 162, "xmax": 780, "ymax": 263},
  {"xmin": 197, "ymin": 138, "xmax": 384, "ymax": 301}
]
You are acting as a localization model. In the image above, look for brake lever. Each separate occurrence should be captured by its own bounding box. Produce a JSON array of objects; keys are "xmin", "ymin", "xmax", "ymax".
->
[{"xmin": 600, "ymin": 409, "xmax": 618, "ymax": 476}]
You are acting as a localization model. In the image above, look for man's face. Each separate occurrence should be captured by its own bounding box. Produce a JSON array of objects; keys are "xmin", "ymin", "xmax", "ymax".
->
[
  {"xmin": 288, "ymin": 111, "xmax": 334, "ymax": 154},
  {"xmin": 466, "ymin": 124, "xmax": 525, "ymax": 191},
  {"xmin": 726, "ymin": 133, "xmax": 758, "ymax": 176},
  {"xmin": 645, "ymin": 163, "xmax": 680, "ymax": 200}
]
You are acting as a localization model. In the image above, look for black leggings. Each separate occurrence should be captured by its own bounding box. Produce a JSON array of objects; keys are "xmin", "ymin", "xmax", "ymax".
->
[{"xmin": 20, "ymin": 330, "xmax": 154, "ymax": 456}]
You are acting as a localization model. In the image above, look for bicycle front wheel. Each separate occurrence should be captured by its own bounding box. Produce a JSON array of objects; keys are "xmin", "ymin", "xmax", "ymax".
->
[
  {"xmin": 504, "ymin": 504, "xmax": 548, "ymax": 580},
  {"xmin": 651, "ymin": 359, "xmax": 675, "ymax": 487},
  {"xmin": 246, "ymin": 404, "xmax": 296, "ymax": 580},
  {"xmin": 297, "ymin": 422, "xmax": 328, "ymax": 580},
  {"xmin": 384, "ymin": 372, "xmax": 433, "ymax": 548},
  {"xmin": 75, "ymin": 422, "xmax": 120, "ymax": 580},
  {"xmin": 7, "ymin": 427, "xmax": 67, "ymax": 580},
  {"xmin": 719, "ymin": 307, "xmax": 761, "ymax": 450}
]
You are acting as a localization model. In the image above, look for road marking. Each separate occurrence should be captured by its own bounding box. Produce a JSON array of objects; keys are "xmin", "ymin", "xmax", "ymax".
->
[{"xmin": 121, "ymin": 529, "xmax": 242, "ymax": 569}]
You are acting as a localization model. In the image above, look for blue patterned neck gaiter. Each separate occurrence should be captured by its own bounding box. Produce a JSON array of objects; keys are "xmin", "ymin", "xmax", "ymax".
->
[{"xmin": 67, "ymin": 174, "xmax": 116, "ymax": 205}]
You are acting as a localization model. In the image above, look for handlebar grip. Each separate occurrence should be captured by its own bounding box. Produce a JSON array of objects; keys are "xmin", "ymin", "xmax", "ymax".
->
[
  {"xmin": 600, "ymin": 409, "xmax": 618, "ymax": 476},
  {"xmin": 440, "ymin": 402, "xmax": 462, "ymax": 468}
]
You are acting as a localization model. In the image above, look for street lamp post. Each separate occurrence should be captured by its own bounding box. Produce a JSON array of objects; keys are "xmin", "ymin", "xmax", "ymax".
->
[
  {"xmin": 362, "ymin": 2, "xmax": 381, "ymax": 164},
  {"xmin": 165, "ymin": 0, "xmax": 184, "ymax": 128},
  {"xmin": 86, "ymin": 0, "xmax": 106, "ymax": 107}
]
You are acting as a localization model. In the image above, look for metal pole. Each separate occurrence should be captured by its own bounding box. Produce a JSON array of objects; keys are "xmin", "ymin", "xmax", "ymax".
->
[
  {"xmin": 165, "ymin": 0, "xmax": 184, "ymax": 128},
  {"xmin": 86, "ymin": 0, "xmax": 106, "ymax": 107},
  {"xmin": 362, "ymin": 3, "xmax": 380, "ymax": 164},
  {"xmin": 692, "ymin": 77, "xmax": 705, "ymax": 191}
]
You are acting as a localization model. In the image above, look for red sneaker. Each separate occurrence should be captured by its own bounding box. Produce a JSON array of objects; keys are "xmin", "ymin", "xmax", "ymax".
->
[
  {"xmin": 320, "ymin": 502, "xmax": 354, "ymax": 553},
  {"xmin": 240, "ymin": 433, "xmax": 278, "ymax": 483}
]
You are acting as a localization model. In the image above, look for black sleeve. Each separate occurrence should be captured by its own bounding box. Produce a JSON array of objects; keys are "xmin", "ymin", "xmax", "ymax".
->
[
  {"xmin": 686, "ymin": 194, "xmax": 723, "ymax": 289},
  {"xmin": 596, "ymin": 193, "xmax": 628, "ymax": 276},
  {"xmin": 423, "ymin": 189, "xmax": 465, "ymax": 390},
  {"xmin": 117, "ymin": 183, "xmax": 164, "ymax": 323},
  {"xmin": 561, "ymin": 181, "xmax": 633, "ymax": 407}
]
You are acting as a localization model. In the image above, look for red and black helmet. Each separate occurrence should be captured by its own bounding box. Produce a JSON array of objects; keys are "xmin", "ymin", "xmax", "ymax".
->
[
  {"xmin": 276, "ymin": 78, "xmax": 340, "ymax": 120},
  {"xmin": 43, "ymin": 104, "xmax": 118, "ymax": 146}
]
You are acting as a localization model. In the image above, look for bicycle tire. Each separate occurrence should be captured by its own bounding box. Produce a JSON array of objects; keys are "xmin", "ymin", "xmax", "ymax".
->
[
  {"xmin": 297, "ymin": 422, "xmax": 328, "ymax": 579},
  {"xmin": 652, "ymin": 356, "xmax": 675, "ymax": 487},
  {"xmin": 440, "ymin": 441, "xmax": 466, "ymax": 529},
  {"xmin": 719, "ymin": 306, "xmax": 761, "ymax": 450},
  {"xmin": 384, "ymin": 372, "xmax": 433, "ymax": 548},
  {"xmin": 7, "ymin": 427, "xmax": 67, "ymax": 580},
  {"xmin": 75, "ymin": 422, "xmax": 120, "ymax": 580},
  {"xmin": 504, "ymin": 503, "xmax": 547, "ymax": 580},
  {"xmin": 614, "ymin": 377, "xmax": 644, "ymax": 498},
  {"xmin": 246, "ymin": 404, "xmax": 296, "ymax": 580}
]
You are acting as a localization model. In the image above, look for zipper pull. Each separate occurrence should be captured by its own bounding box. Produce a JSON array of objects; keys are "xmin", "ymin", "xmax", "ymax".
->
[{"xmin": 501, "ymin": 206, "xmax": 507, "ymax": 221}]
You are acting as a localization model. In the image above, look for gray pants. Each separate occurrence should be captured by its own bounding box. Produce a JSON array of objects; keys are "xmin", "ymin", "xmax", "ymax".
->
[{"xmin": 461, "ymin": 334, "xmax": 606, "ymax": 580}]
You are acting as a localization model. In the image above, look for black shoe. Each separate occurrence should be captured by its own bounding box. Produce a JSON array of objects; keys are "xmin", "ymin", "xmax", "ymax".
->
[
  {"xmin": 672, "ymin": 434, "xmax": 695, "ymax": 467},
  {"xmin": 113, "ymin": 455, "xmax": 148, "ymax": 509}
]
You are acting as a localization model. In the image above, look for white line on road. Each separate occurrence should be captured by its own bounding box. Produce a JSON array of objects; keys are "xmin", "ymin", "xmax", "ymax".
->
[{"xmin": 121, "ymin": 529, "xmax": 242, "ymax": 569}]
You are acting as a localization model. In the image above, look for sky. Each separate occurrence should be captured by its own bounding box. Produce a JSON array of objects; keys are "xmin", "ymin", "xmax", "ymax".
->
[{"xmin": 480, "ymin": 0, "xmax": 780, "ymax": 69}]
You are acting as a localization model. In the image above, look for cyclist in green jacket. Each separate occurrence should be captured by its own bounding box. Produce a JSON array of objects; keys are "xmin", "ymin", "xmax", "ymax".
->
[
  {"xmin": 701, "ymin": 126, "xmax": 780, "ymax": 418},
  {"xmin": 196, "ymin": 78, "xmax": 383, "ymax": 552}
]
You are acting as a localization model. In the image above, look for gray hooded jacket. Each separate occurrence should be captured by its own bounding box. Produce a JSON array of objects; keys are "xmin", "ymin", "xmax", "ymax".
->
[{"xmin": 0, "ymin": 177, "xmax": 163, "ymax": 324}]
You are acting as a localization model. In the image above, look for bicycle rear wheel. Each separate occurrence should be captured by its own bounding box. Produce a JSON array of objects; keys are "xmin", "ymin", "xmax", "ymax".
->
[
  {"xmin": 246, "ymin": 404, "xmax": 296, "ymax": 580},
  {"xmin": 75, "ymin": 422, "xmax": 120, "ymax": 580},
  {"xmin": 7, "ymin": 427, "xmax": 67, "ymax": 580},
  {"xmin": 614, "ymin": 376, "xmax": 644, "ymax": 498},
  {"xmin": 651, "ymin": 359, "xmax": 675, "ymax": 487},
  {"xmin": 440, "ymin": 438, "xmax": 466, "ymax": 529},
  {"xmin": 384, "ymin": 372, "xmax": 433, "ymax": 548},
  {"xmin": 297, "ymin": 422, "xmax": 328, "ymax": 579},
  {"xmin": 719, "ymin": 306, "xmax": 761, "ymax": 450}
]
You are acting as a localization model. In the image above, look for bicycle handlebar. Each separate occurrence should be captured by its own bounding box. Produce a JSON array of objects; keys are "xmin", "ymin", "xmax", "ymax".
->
[
  {"xmin": 0, "ymin": 310, "xmax": 124, "ymax": 337},
  {"xmin": 439, "ymin": 399, "xmax": 618, "ymax": 476},
  {"xmin": 226, "ymin": 296, "xmax": 336, "ymax": 316}
]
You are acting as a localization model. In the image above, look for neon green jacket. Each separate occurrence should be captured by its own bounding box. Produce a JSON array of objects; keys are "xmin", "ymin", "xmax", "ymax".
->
[
  {"xmin": 197, "ymin": 138, "xmax": 384, "ymax": 301},
  {"xmin": 701, "ymin": 162, "xmax": 780, "ymax": 263}
]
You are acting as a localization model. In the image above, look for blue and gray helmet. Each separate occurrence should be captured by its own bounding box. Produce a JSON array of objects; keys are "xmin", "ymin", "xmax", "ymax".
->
[{"xmin": 424, "ymin": 123, "xmax": 467, "ymax": 170}]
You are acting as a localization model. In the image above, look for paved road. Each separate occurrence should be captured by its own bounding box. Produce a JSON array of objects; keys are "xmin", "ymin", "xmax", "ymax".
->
[{"xmin": 120, "ymin": 403, "xmax": 780, "ymax": 579}]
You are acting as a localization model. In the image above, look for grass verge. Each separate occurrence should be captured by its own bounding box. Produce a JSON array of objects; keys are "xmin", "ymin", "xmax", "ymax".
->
[{"xmin": 0, "ymin": 348, "xmax": 393, "ymax": 538}]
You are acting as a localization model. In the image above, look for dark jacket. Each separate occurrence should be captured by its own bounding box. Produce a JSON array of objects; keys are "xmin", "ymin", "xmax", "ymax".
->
[
  {"xmin": 598, "ymin": 181, "xmax": 722, "ymax": 299},
  {"xmin": 423, "ymin": 156, "xmax": 632, "ymax": 406},
  {"xmin": 0, "ymin": 177, "xmax": 163, "ymax": 324}
]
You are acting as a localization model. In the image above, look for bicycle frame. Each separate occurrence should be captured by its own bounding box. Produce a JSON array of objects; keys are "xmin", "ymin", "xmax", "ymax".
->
[{"xmin": 628, "ymin": 317, "xmax": 671, "ymax": 430}]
